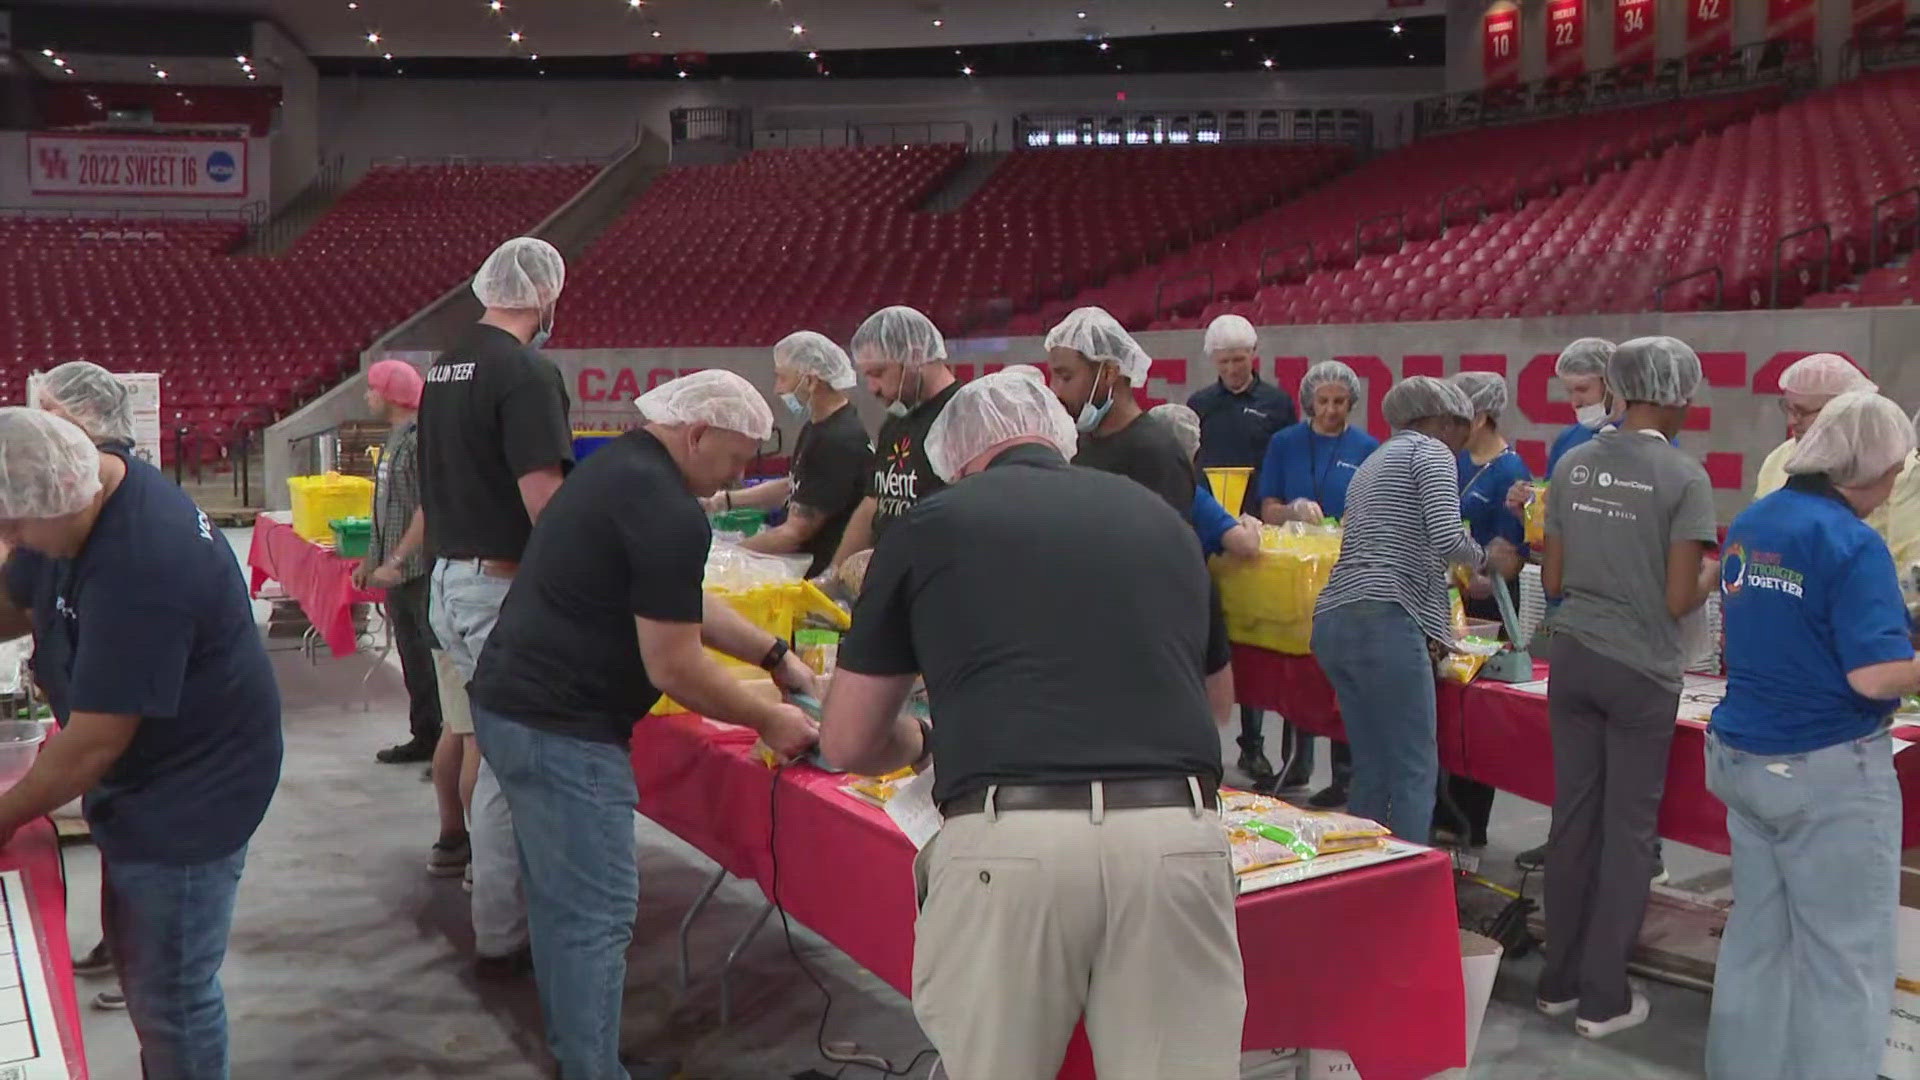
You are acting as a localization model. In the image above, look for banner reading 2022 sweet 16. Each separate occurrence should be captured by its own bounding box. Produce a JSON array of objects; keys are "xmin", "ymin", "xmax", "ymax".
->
[{"xmin": 27, "ymin": 134, "xmax": 248, "ymax": 198}]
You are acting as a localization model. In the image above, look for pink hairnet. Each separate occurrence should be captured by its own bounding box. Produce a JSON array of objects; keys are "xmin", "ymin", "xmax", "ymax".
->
[{"xmin": 368, "ymin": 360, "xmax": 424, "ymax": 409}]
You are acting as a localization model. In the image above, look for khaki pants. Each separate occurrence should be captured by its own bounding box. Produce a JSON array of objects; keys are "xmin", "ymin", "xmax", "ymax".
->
[{"xmin": 911, "ymin": 795, "xmax": 1245, "ymax": 1080}]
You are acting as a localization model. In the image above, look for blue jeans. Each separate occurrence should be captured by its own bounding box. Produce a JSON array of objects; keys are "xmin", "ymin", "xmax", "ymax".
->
[
  {"xmin": 472, "ymin": 704, "xmax": 638, "ymax": 1080},
  {"xmin": 101, "ymin": 846, "xmax": 249, "ymax": 1080},
  {"xmin": 1311, "ymin": 600, "xmax": 1438, "ymax": 842},
  {"xmin": 1705, "ymin": 726, "xmax": 1900, "ymax": 1080}
]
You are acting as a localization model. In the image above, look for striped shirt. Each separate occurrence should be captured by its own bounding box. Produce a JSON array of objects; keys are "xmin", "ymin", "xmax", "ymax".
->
[{"xmin": 1315, "ymin": 429, "xmax": 1484, "ymax": 644}]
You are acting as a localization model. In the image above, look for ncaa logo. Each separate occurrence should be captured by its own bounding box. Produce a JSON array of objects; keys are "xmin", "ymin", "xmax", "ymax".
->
[
  {"xmin": 1568, "ymin": 465, "xmax": 1590, "ymax": 486},
  {"xmin": 205, "ymin": 150, "xmax": 237, "ymax": 183},
  {"xmin": 1598, "ymin": 472, "xmax": 1613, "ymax": 487}
]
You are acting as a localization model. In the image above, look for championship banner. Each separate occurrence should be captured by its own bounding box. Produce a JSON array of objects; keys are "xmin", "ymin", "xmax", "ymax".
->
[
  {"xmin": 1766, "ymin": 0, "xmax": 1818, "ymax": 44},
  {"xmin": 1545, "ymin": 0, "xmax": 1586, "ymax": 77},
  {"xmin": 1614, "ymin": 0, "xmax": 1657, "ymax": 66},
  {"xmin": 1483, "ymin": 4, "xmax": 1522, "ymax": 89},
  {"xmin": 1686, "ymin": 0, "xmax": 1734, "ymax": 59},
  {"xmin": 27, "ymin": 134, "xmax": 248, "ymax": 198},
  {"xmin": 1854, "ymin": 0, "xmax": 1907, "ymax": 39}
]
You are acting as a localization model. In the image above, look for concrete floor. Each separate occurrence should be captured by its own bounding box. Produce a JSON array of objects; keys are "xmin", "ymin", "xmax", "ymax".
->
[{"xmin": 64, "ymin": 531, "xmax": 1727, "ymax": 1078}]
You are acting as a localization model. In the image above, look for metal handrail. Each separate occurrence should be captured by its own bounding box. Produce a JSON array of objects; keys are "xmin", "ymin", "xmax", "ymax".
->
[
  {"xmin": 1257, "ymin": 242, "xmax": 1315, "ymax": 287},
  {"xmin": 1439, "ymin": 184, "xmax": 1488, "ymax": 235},
  {"xmin": 1771, "ymin": 222, "xmax": 1832, "ymax": 308},
  {"xmin": 1153, "ymin": 269, "xmax": 1215, "ymax": 322},
  {"xmin": 1870, "ymin": 186, "xmax": 1920, "ymax": 267},
  {"xmin": 1354, "ymin": 210, "xmax": 1406, "ymax": 259},
  {"xmin": 1653, "ymin": 265, "xmax": 1725, "ymax": 312}
]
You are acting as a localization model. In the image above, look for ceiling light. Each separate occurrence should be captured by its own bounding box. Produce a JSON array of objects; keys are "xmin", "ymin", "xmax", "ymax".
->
[
  {"xmin": 247, "ymin": 72, "xmax": 257, "ymax": 79},
  {"xmin": 652, "ymin": 29, "xmax": 662, "ymax": 37},
  {"xmin": 155, "ymin": 70, "xmax": 169, "ymax": 79},
  {"xmin": 1391, "ymin": 22, "xmax": 1404, "ymax": 35},
  {"xmin": 1262, "ymin": 58, "xmax": 1274, "ymax": 68},
  {"xmin": 489, "ymin": 0, "xmax": 503, "ymax": 8},
  {"xmin": 791, "ymin": 23, "xmax": 805, "ymax": 33},
  {"xmin": 677, "ymin": 70, "xmax": 688, "ymax": 78},
  {"xmin": 933, "ymin": 19, "xmax": 944, "ymax": 27},
  {"xmin": 530, "ymin": 52, "xmax": 539, "ymax": 59},
  {"xmin": 508, "ymin": 30, "xmax": 523, "ymax": 42},
  {"xmin": 1407, "ymin": 53, "xmax": 1416, "ymax": 60},
  {"xmin": 1098, "ymin": 41, "xmax": 1109, "ymax": 50},
  {"xmin": 383, "ymin": 52, "xmax": 393, "ymax": 60},
  {"xmin": 235, "ymin": 55, "xmax": 248, "ymax": 64},
  {"xmin": 960, "ymin": 65, "xmax": 973, "ymax": 75},
  {"xmin": 66, "ymin": 68, "xmax": 77, "ymax": 75},
  {"xmin": 629, "ymin": 0, "xmax": 643, "ymax": 7},
  {"xmin": 243, "ymin": 63, "xmax": 253, "ymax": 72},
  {"xmin": 40, "ymin": 49, "xmax": 52, "ymax": 57},
  {"xmin": 1076, "ymin": 11, "xmax": 1087, "ymax": 18},
  {"xmin": 366, "ymin": 31, "xmax": 381, "ymax": 44},
  {"xmin": 347, "ymin": 2, "xmax": 357, "ymax": 8},
  {"xmin": 51, "ymin": 57, "xmax": 65, "ymax": 67},
  {"xmin": 1223, "ymin": 1, "xmax": 1233, "ymax": 7},
  {"xmin": 807, "ymin": 50, "xmax": 818, "ymax": 59}
]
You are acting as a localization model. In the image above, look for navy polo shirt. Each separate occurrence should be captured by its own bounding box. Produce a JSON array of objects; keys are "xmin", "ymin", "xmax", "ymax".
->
[
  {"xmin": 1458, "ymin": 447, "xmax": 1531, "ymax": 549},
  {"xmin": 1546, "ymin": 423, "xmax": 1597, "ymax": 478},
  {"xmin": 1713, "ymin": 476, "xmax": 1914, "ymax": 756},
  {"xmin": 1188, "ymin": 377, "xmax": 1296, "ymax": 513},
  {"xmin": 4, "ymin": 452, "xmax": 282, "ymax": 864},
  {"xmin": 1188, "ymin": 482, "xmax": 1239, "ymax": 558},
  {"xmin": 1255, "ymin": 424, "xmax": 1379, "ymax": 521}
]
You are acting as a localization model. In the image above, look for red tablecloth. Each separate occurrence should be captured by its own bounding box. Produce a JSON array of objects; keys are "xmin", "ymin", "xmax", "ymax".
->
[
  {"xmin": 1232, "ymin": 646, "xmax": 1920, "ymax": 856},
  {"xmin": 631, "ymin": 713, "xmax": 1466, "ymax": 1080},
  {"xmin": 0, "ymin": 819, "xmax": 87, "ymax": 1078},
  {"xmin": 246, "ymin": 515, "xmax": 382, "ymax": 659}
]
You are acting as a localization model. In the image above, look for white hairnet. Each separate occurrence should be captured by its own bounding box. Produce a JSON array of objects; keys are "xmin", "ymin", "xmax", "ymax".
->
[
  {"xmin": 1448, "ymin": 370, "xmax": 1510, "ymax": 419},
  {"xmin": 1608, "ymin": 336, "xmax": 1703, "ymax": 407},
  {"xmin": 1554, "ymin": 338, "xmax": 1615, "ymax": 380},
  {"xmin": 0, "ymin": 408, "xmax": 103, "ymax": 520},
  {"xmin": 850, "ymin": 306, "xmax": 948, "ymax": 369},
  {"xmin": 1299, "ymin": 360, "xmax": 1361, "ymax": 413},
  {"xmin": 773, "ymin": 331, "xmax": 856, "ymax": 391},
  {"xmin": 40, "ymin": 361, "xmax": 134, "ymax": 444},
  {"xmin": 1044, "ymin": 307, "xmax": 1153, "ymax": 385},
  {"xmin": 1784, "ymin": 391, "xmax": 1915, "ymax": 487},
  {"xmin": 1779, "ymin": 352, "xmax": 1875, "ymax": 398},
  {"xmin": 472, "ymin": 236, "xmax": 565, "ymax": 310},
  {"xmin": 1149, "ymin": 402, "xmax": 1202, "ymax": 459},
  {"xmin": 1203, "ymin": 314, "xmax": 1258, "ymax": 357},
  {"xmin": 634, "ymin": 369, "xmax": 774, "ymax": 441},
  {"xmin": 1383, "ymin": 376, "xmax": 1474, "ymax": 428},
  {"xmin": 925, "ymin": 368, "xmax": 1078, "ymax": 482}
]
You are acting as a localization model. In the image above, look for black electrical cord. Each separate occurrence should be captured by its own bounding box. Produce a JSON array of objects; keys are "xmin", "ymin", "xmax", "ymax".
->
[{"xmin": 767, "ymin": 763, "xmax": 937, "ymax": 1078}]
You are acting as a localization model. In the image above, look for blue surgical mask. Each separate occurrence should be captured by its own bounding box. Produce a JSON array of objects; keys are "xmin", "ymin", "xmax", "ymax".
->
[
  {"xmin": 1075, "ymin": 369, "xmax": 1115, "ymax": 434},
  {"xmin": 781, "ymin": 392, "xmax": 807, "ymax": 418},
  {"xmin": 528, "ymin": 308, "xmax": 554, "ymax": 350},
  {"xmin": 885, "ymin": 399, "xmax": 910, "ymax": 419}
]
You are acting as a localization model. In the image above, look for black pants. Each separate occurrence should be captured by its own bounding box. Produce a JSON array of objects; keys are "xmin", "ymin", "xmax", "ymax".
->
[
  {"xmin": 386, "ymin": 576, "xmax": 443, "ymax": 745},
  {"xmin": 1442, "ymin": 585, "xmax": 1517, "ymax": 843},
  {"xmin": 1276, "ymin": 726, "xmax": 1350, "ymax": 786}
]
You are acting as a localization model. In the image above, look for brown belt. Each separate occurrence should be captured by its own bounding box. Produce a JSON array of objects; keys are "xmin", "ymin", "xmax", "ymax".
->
[
  {"xmin": 479, "ymin": 559, "xmax": 518, "ymax": 579},
  {"xmin": 940, "ymin": 777, "xmax": 1217, "ymax": 819}
]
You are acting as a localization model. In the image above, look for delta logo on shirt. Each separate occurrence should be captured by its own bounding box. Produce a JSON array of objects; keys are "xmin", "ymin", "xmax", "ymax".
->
[
  {"xmin": 874, "ymin": 434, "xmax": 921, "ymax": 519},
  {"xmin": 1722, "ymin": 543, "xmax": 1804, "ymax": 599}
]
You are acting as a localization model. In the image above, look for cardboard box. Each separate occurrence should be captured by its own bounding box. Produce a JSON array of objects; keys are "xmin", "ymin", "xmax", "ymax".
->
[{"xmin": 1304, "ymin": 930, "xmax": 1503, "ymax": 1079}]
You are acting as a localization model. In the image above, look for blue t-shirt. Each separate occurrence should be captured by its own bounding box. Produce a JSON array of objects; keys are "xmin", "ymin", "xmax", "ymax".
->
[
  {"xmin": 1458, "ymin": 447, "xmax": 1532, "ymax": 549},
  {"xmin": 1256, "ymin": 424, "xmax": 1380, "ymax": 520},
  {"xmin": 1546, "ymin": 423, "xmax": 1598, "ymax": 478},
  {"xmin": 4, "ymin": 454, "xmax": 283, "ymax": 863},
  {"xmin": 1712, "ymin": 479, "xmax": 1914, "ymax": 755},
  {"xmin": 1189, "ymin": 482, "xmax": 1239, "ymax": 557}
]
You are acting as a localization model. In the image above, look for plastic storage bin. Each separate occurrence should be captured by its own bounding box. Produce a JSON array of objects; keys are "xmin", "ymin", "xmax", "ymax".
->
[
  {"xmin": 1204, "ymin": 467, "xmax": 1253, "ymax": 513},
  {"xmin": 1212, "ymin": 523, "xmax": 1343, "ymax": 655},
  {"xmin": 288, "ymin": 473, "xmax": 375, "ymax": 543},
  {"xmin": 330, "ymin": 517, "xmax": 372, "ymax": 558},
  {"xmin": 651, "ymin": 579, "xmax": 851, "ymax": 715}
]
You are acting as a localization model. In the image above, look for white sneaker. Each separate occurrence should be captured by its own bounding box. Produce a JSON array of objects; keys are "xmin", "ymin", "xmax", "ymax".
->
[
  {"xmin": 1536, "ymin": 996, "xmax": 1578, "ymax": 1017},
  {"xmin": 1576, "ymin": 993, "xmax": 1649, "ymax": 1039},
  {"xmin": 91, "ymin": 989, "xmax": 126, "ymax": 1011}
]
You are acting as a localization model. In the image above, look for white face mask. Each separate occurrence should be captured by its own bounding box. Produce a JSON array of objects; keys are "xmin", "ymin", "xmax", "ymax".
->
[{"xmin": 1574, "ymin": 402, "xmax": 1608, "ymax": 429}]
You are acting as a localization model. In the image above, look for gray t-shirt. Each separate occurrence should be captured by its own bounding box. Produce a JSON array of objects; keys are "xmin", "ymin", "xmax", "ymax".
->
[{"xmin": 1546, "ymin": 429, "xmax": 1717, "ymax": 690}]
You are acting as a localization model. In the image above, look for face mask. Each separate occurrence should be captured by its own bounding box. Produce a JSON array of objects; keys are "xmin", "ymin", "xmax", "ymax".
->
[
  {"xmin": 886, "ymin": 366, "xmax": 920, "ymax": 418},
  {"xmin": 781, "ymin": 393, "xmax": 807, "ymax": 418},
  {"xmin": 1574, "ymin": 402, "xmax": 1608, "ymax": 429},
  {"xmin": 529, "ymin": 308, "xmax": 554, "ymax": 350},
  {"xmin": 1075, "ymin": 368, "xmax": 1116, "ymax": 434}
]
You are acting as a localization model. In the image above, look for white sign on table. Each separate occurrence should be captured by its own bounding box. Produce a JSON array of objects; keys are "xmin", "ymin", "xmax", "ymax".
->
[{"xmin": 0, "ymin": 868, "xmax": 74, "ymax": 1078}]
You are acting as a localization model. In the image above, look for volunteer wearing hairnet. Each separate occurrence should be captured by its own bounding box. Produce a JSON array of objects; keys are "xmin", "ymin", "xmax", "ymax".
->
[
  {"xmin": 822, "ymin": 369, "xmax": 1243, "ymax": 1079},
  {"xmin": 354, "ymin": 361, "xmax": 441, "ymax": 766},
  {"xmin": 1505, "ymin": 339, "xmax": 1615, "ymax": 517},
  {"xmin": 1150, "ymin": 403, "xmax": 1262, "ymax": 559},
  {"xmin": 1437, "ymin": 370, "xmax": 1531, "ymax": 849},
  {"xmin": 1047, "ymin": 306, "xmax": 1194, "ymax": 513},
  {"xmin": 38, "ymin": 360, "xmax": 136, "ymax": 454},
  {"xmin": 705, "ymin": 332, "xmax": 873, "ymax": 577},
  {"xmin": 1312, "ymin": 377, "xmax": 1510, "ymax": 842},
  {"xmin": 1257, "ymin": 359, "xmax": 1380, "ymax": 801},
  {"xmin": 1706, "ymin": 391, "xmax": 1920, "ymax": 1080},
  {"xmin": 418, "ymin": 235, "xmax": 574, "ymax": 977},
  {"xmin": 1538, "ymin": 337, "xmax": 1719, "ymax": 1040},
  {"xmin": 470, "ymin": 371, "xmax": 819, "ymax": 1080},
  {"xmin": 830, "ymin": 306, "xmax": 960, "ymax": 576},
  {"xmin": 1187, "ymin": 314, "xmax": 1295, "ymax": 514},
  {"xmin": 1752, "ymin": 353, "xmax": 1920, "ymax": 588},
  {"xmin": 0, "ymin": 408, "xmax": 281, "ymax": 1077}
]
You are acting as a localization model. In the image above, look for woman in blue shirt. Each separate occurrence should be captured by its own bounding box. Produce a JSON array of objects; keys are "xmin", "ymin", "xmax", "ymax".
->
[
  {"xmin": 1258, "ymin": 360, "xmax": 1380, "ymax": 526},
  {"xmin": 1707, "ymin": 391, "xmax": 1920, "ymax": 1080},
  {"xmin": 1256, "ymin": 360, "xmax": 1380, "ymax": 803}
]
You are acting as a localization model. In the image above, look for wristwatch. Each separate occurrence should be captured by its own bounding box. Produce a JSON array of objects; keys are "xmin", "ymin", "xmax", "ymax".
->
[{"xmin": 759, "ymin": 638, "xmax": 790, "ymax": 672}]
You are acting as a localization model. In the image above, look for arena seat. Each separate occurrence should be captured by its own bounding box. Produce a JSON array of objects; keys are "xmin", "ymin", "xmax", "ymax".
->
[{"xmin": 0, "ymin": 161, "xmax": 597, "ymax": 461}]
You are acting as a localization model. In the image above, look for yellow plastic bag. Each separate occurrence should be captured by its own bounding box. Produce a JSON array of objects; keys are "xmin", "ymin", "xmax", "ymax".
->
[
  {"xmin": 1212, "ymin": 523, "xmax": 1343, "ymax": 655},
  {"xmin": 1525, "ymin": 482, "xmax": 1548, "ymax": 548}
]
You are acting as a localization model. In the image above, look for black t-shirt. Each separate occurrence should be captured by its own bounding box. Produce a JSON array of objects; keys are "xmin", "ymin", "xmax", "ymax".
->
[
  {"xmin": 839, "ymin": 444, "xmax": 1230, "ymax": 804},
  {"xmin": 790, "ymin": 404, "xmax": 874, "ymax": 577},
  {"xmin": 1188, "ymin": 376, "xmax": 1297, "ymax": 514},
  {"xmin": 1073, "ymin": 412, "xmax": 1197, "ymax": 516},
  {"xmin": 418, "ymin": 323, "xmax": 574, "ymax": 561},
  {"xmin": 471, "ymin": 430, "xmax": 710, "ymax": 744},
  {"xmin": 868, "ymin": 380, "xmax": 962, "ymax": 545},
  {"xmin": 6, "ymin": 453, "xmax": 282, "ymax": 864}
]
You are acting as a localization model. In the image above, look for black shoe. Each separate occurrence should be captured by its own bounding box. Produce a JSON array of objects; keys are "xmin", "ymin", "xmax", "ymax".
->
[
  {"xmin": 377, "ymin": 738, "xmax": 435, "ymax": 764},
  {"xmin": 475, "ymin": 944, "xmax": 534, "ymax": 981},
  {"xmin": 1236, "ymin": 744, "xmax": 1275, "ymax": 784},
  {"xmin": 73, "ymin": 941, "xmax": 113, "ymax": 976},
  {"xmin": 1306, "ymin": 783, "xmax": 1348, "ymax": 809},
  {"xmin": 1515, "ymin": 843, "xmax": 1548, "ymax": 871}
]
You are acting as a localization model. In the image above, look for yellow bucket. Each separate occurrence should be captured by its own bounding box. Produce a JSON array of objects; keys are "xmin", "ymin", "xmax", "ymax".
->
[
  {"xmin": 1204, "ymin": 467, "xmax": 1253, "ymax": 512},
  {"xmin": 287, "ymin": 473, "xmax": 375, "ymax": 543}
]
